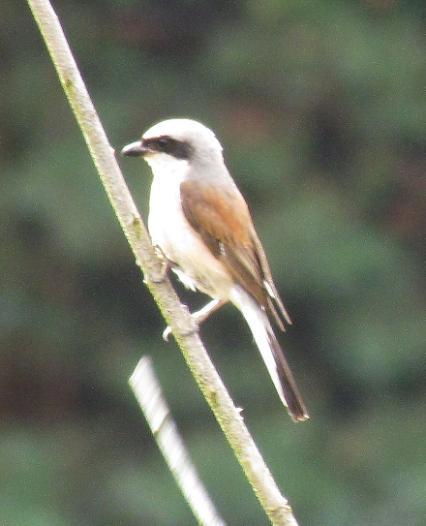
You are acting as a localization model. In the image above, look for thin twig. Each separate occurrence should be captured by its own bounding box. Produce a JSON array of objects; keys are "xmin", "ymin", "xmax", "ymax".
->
[
  {"xmin": 26, "ymin": 1, "xmax": 301, "ymax": 524},
  {"xmin": 130, "ymin": 356, "xmax": 226, "ymax": 526}
]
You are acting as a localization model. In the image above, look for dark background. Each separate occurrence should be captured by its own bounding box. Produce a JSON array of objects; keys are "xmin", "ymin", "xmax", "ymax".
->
[{"xmin": 1, "ymin": 1, "xmax": 425, "ymax": 524}]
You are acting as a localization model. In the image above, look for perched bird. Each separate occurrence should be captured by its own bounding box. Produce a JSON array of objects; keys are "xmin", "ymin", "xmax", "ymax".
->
[{"xmin": 122, "ymin": 118, "xmax": 308, "ymax": 422}]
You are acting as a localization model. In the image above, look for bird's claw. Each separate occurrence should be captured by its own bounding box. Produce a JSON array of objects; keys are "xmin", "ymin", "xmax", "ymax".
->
[
  {"xmin": 149, "ymin": 246, "xmax": 170, "ymax": 284},
  {"xmin": 161, "ymin": 299, "xmax": 226, "ymax": 342},
  {"xmin": 162, "ymin": 313, "xmax": 200, "ymax": 342},
  {"xmin": 162, "ymin": 325, "xmax": 172, "ymax": 341}
]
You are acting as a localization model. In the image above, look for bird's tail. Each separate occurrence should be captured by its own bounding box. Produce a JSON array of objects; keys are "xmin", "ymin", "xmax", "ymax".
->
[{"xmin": 231, "ymin": 287, "xmax": 309, "ymax": 422}]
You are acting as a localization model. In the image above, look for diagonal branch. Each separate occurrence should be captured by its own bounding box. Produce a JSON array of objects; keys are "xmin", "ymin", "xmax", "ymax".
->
[
  {"xmin": 26, "ymin": 1, "xmax": 300, "ymax": 524},
  {"xmin": 130, "ymin": 356, "xmax": 226, "ymax": 526}
]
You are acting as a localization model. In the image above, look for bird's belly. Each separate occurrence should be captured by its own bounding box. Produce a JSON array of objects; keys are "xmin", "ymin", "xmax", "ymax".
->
[{"xmin": 148, "ymin": 187, "xmax": 232, "ymax": 299}]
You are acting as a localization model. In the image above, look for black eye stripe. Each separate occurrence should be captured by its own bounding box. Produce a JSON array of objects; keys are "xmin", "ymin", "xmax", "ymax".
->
[{"xmin": 144, "ymin": 136, "xmax": 192, "ymax": 160}]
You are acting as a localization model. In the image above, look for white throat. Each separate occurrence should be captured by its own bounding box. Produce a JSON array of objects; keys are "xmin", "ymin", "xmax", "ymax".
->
[
  {"xmin": 146, "ymin": 154, "xmax": 189, "ymax": 253},
  {"xmin": 145, "ymin": 153, "xmax": 190, "ymax": 180}
]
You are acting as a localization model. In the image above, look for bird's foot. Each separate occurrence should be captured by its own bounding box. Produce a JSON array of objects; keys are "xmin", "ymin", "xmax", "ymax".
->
[
  {"xmin": 161, "ymin": 298, "xmax": 226, "ymax": 342},
  {"xmin": 162, "ymin": 325, "xmax": 173, "ymax": 341},
  {"xmin": 147, "ymin": 245, "xmax": 170, "ymax": 284}
]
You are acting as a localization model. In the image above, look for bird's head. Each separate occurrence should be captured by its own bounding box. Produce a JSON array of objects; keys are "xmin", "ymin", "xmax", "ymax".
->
[{"xmin": 121, "ymin": 118, "xmax": 224, "ymax": 173}]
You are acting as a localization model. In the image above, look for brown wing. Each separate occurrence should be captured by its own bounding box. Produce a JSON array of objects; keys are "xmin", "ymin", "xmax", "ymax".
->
[{"xmin": 180, "ymin": 180, "xmax": 291, "ymax": 330}]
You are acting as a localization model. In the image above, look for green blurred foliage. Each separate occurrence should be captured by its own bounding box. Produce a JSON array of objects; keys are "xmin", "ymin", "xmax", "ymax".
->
[{"xmin": 1, "ymin": 1, "xmax": 425, "ymax": 524}]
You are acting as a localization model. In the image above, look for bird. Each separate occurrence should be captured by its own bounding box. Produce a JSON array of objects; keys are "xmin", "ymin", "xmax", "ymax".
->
[{"xmin": 121, "ymin": 118, "xmax": 309, "ymax": 422}]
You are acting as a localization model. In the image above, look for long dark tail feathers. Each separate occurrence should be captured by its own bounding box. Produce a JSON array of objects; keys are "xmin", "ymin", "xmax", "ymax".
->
[
  {"xmin": 266, "ymin": 326, "xmax": 309, "ymax": 422},
  {"xmin": 230, "ymin": 287, "xmax": 309, "ymax": 422}
]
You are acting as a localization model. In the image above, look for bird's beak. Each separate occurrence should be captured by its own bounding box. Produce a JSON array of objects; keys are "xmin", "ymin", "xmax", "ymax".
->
[{"xmin": 121, "ymin": 140, "xmax": 151, "ymax": 157}]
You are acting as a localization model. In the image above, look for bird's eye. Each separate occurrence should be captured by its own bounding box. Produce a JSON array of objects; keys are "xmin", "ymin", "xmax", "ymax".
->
[{"xmin": 157, "ymin": 137, "xmax": 170, "ymax": 150}]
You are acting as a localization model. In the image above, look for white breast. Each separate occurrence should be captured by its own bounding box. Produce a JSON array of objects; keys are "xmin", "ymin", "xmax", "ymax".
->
[{"xmin": 147, "ymin": 159, "xmax": 233, "ymax": 299}]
